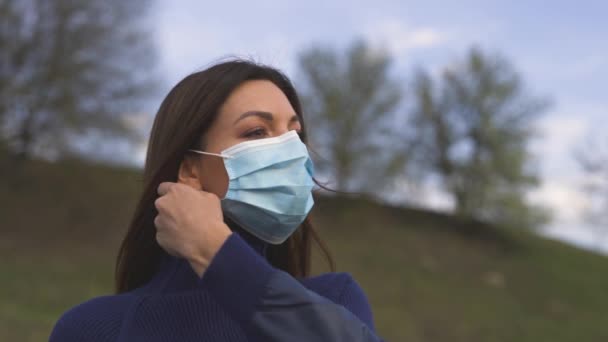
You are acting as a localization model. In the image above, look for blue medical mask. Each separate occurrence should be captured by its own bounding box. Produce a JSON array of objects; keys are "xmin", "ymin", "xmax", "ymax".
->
[{"xmin": 188, "ymin": 130, "xmax": 315, "ymax": 244}]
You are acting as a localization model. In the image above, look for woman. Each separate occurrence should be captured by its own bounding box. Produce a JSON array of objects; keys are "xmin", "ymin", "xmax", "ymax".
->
[{"xmin": 50, "ymin": 60, "xmax": 383, "ymax": 341}]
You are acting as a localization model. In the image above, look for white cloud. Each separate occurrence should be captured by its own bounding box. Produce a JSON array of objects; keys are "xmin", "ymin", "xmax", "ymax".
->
[
  {"xmin": 541, "ymin": 221, "xmax": 608, "ymax": 254},
  {"xmin": 529, "ymin": 180, "xmax": 589, "ymax": 222},
  {"xmin": 528, "ymin": 115, "xmax": 588, "ymax": 218},
  {"xmin": 364, "ymin": 19, "xmax": 446, "ymax": 56},
  {"xmin": 408, "ymin": 28, "xmax": 444, "ymax": 47},
  {"xmin": 527, "ymin": 112, "xmax": 608, "ymax": 253},
  {"xmin": 533, "ymin": 115, "xmax": 587, "ymax": 158},
  {"xmin": 416, "ymin": 180, "xmax": 453, "ymax": 212},
  {"xmin": 385, "ymin": 175, "xmax": 453, "ymax": 212}
]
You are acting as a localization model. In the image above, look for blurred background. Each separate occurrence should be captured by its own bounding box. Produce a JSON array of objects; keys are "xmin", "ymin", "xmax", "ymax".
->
[{"xmin": 1, "ymin": 0, "xmax": 607, "ymax": 341}]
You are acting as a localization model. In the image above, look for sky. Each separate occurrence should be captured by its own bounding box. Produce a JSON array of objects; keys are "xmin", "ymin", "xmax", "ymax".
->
[{"xmin": 145, "ymin": 0, "xmax": 608, "ymax": 253}]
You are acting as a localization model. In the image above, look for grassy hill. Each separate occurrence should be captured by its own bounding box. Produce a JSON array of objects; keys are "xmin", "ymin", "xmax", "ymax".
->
[{"xmin": 2, "ymin": 157, "xmax": 608, "ymax": 341}]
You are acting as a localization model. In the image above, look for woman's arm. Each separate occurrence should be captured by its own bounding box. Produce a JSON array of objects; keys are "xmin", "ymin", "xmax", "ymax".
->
[
  {"xmin": 198, "ymin": 233, "xmax": 384, "ymax": 342},
  {"xmin": 153, "ymin": 182, "xmax": 383, "ymax": 340}
]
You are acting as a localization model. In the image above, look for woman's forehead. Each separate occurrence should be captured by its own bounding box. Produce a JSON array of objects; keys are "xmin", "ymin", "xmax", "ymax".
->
[{"xmin": 217, "ymin": 80, "xmax": 297, "ymax": 122}]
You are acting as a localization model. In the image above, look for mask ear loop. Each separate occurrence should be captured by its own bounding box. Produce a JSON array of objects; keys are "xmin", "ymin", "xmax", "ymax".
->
[{"xmin": 188, "ymin": 149, "xmax": 234, "ymax": 159}]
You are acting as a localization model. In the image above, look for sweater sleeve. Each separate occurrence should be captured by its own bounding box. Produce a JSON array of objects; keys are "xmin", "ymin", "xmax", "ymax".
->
[{"xmin": 198, "ymin": 233, "xmax": 384, "ymax": 342}]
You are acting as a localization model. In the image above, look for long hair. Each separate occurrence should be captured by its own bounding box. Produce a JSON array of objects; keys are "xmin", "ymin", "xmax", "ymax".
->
[{"xmin": 115, "ymin": 60, "xmax": 334, "ymax": 293}]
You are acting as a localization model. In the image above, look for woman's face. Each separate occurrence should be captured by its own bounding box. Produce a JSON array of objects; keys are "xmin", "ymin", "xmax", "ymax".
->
[{"xmin": 178, "ymin": 80, "xmax": 303, "ymax": 198}]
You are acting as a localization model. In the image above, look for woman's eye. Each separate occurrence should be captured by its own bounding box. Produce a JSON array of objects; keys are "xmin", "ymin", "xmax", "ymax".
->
[{"xmin": 243, "ymin": 128, "xmax": 268, "ymax": 139}]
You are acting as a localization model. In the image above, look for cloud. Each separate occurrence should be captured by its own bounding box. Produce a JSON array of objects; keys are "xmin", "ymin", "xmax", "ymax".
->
[
  {"xmin": 408, "ymin": 29, "xmax": 444, "ymax": 47},
  {"xmin": 528, "ymin": 180, "xmax": 589, "ymax": 222},
  {"xmin": 386, "ymin": 175, "xmax": 454, "ymax": 212},
  {"xmin": 541, "ymin": 220, "xmax": 608, "ymax": 254},
  {"xmin": 532, "ymin": 115, "xmax": 587, "ymax": 165},
  {"xmin": 528, "ymin": 115, "xmax": 589, "ymax": 218},
  {"xmin": 364, "ymin": 19, "xmax": 446, "ymax": 56}
]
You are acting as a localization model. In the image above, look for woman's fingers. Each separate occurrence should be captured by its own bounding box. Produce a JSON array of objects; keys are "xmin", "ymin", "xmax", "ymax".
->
[
  {"xmin": 154, "ymin": 213, "xmax": 167, "ymax": 229},
  {"xmin": 152, "ymin": 180, "xmax": 230, "ymax": 274},
  {"xmin": 157, "ymin": 182, "xmax": 174, "ymax": 196},
  {"xmin": 155, "ymin": 215, "xmax": 176, "ymax": 256},
  {"xmin": 155, "ymin": 229, "xmax": 178, "ymax": 256},
  {"xmin": 154, "ymin": 196, "xmax": 164, "ymax": 211}
]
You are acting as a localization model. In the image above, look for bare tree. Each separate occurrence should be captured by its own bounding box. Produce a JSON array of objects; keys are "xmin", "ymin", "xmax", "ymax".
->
[
  {"xmin": 297, "ymin": 40, "xmax": 403, "ymax": 193},
  {"xmin": 407, "ymin": 47, "xmax": 550, "ymax": 228},
  {"xmin": 0, "ymin": 0, "xmax": 158, "ymax": 160}
]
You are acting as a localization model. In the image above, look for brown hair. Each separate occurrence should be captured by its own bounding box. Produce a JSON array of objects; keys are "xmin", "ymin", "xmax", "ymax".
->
[{"xmin": 115, "ymin": 60, "xmax": 334, "ymax": 293}]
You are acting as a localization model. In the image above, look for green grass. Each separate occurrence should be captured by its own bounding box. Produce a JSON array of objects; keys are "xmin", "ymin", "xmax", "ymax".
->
[{"xmin": 2, "ymin": 156, "xmax": 608, "ymax": 341}]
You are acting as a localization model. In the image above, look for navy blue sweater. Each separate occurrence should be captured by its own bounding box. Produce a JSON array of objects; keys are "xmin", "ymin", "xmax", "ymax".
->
[{"xmin": 49, "ymin": 230, "xmax": 381, "ymax": 341}]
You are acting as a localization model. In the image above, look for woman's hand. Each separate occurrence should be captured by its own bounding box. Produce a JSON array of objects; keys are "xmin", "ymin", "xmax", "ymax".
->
[{"xmin": 154, "ymin": 182, "xmax": 232, "ymax": 277}]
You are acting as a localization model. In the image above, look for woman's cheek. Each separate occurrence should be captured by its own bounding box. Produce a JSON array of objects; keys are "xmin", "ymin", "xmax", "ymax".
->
[{"xmin": 200, "ymin": 157, "xmax": 229, "ymax": 198}]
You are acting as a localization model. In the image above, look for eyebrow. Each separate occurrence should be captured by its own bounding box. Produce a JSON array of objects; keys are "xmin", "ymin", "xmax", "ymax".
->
[{"xmin": 233, "ymin": 110, "xmax": 300, "ymax": 125}]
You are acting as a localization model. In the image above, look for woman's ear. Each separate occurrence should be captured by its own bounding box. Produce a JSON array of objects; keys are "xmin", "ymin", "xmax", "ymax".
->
[{"xmin": 178, "ymin": 156, "xmax": 204, "ymax": 190}]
